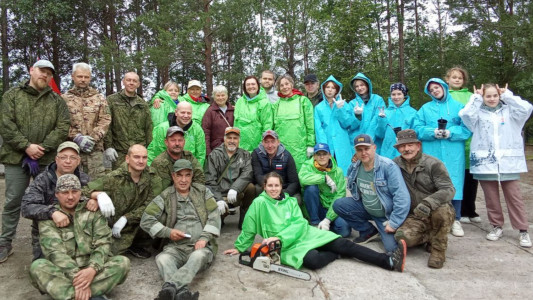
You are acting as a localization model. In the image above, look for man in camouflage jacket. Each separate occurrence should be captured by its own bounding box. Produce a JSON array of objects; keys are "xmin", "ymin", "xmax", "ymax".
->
[
  {"xmin": 63, "ymin": 63, "xmax": 111, "ymax": 179},
  {"xmin": 29, "ymin": 174, "xmax": 130, "ymax": 300},
  {"xmin": 0, "ymin": 60, "xmax": 70, "ymax": 263},
  {"xmin": 104, "ymin": 72, "xmax": 152, "ymax": 170},
  {"xmin": 141, "ymin": 159, "xmax": 220, "ymax": 300}
]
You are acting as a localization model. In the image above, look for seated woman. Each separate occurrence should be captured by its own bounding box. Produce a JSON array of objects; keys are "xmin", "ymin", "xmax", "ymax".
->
[{"xmin": 224, "ymin": 172, "xmax": 407, "ymax": 272}]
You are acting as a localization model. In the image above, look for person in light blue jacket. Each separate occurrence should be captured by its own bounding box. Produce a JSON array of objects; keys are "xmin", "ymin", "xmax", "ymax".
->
[
  {"xmin": 314, "ymin": 75, "xmax": 357, "ymax": 175},
  {"xmin": 375, "ymin": 83, "xmax": 417, "ymax": 159},
  {"xmin": 412, "ymin": 78, "xmax": 471, "ymax": 237}
]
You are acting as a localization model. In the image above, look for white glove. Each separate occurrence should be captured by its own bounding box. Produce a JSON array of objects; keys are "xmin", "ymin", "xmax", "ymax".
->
[
  {"xmin": 378, "ymin": 107, "xmax": 386, "ymax": 118},
  {"xmin": 306, "ymin": 147, "xmax": 314, "ymax": 158},
  {"xmin": 325, "ymin": 175, "xmax": 337, "ymax": 193},
  {"xmin": 434, "ymin": 129, "xmax": 444, "ymax": 139},
  {"xmin": 353, "ymin": 102, "xmax": 364, "ymax": 115},
  {"xmin": 97, "ymin": 192, "xmax": 115, "ymax": 217},
  {"xmin": 317, "ymin": 218, "xmax": 331, "ymax": 231},
  {"xmin": 104, "ymin": 148, "xmax": 118, "ymax": 162},
  {"xmin": 112, "ymin": 216, "xmax": 127, "ymax": 238},
  {"xmin": 227, "ymin": 189, "xmax": 238, "ymax": 204},
  {"xmin": 441, "ymin": 130, "xmax": 450, "ymax": 139},
  {"xmin": 217, "ymin": 201, "xmax": 228, "ymax": 215}
]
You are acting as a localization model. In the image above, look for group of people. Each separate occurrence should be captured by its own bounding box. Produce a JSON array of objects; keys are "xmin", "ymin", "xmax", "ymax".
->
[{"xmin": 0, "ymin": 59, "xmax": 531, "ymax": 300}]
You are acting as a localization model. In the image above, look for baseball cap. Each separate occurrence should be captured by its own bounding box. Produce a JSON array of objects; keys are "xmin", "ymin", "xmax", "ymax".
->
[
  {"xmin": 56, "ymin": 174, "xmax": 81, "ymax": 192},
  {"xmin": 187, "ymin": 80, "xmax": 202, "ymax": 89},
  {"xmin": 57, "ymin": 141, "xmax": 80, "ymax": 154},
  {"xmin": 262, "ymin": 130, "xmax": 279, "ymax": 140},
  {"xmin": 167, "ymin": 126, "xmax": 185, "ymax": 138},
  {"xmin": 33, "ymin": 60, "xmax": 55, "ymax": 74},
  {"xmin": 173, "ymin": 159, "xmax": 193, "ymax": 172},
  {"xmin": 225, "ymin": 127, "xmax": 240, "ymax": 136},
  {"xmin": 313, "ymin": 143, "xmax": 330, "ymax": 154},
  {"xmin": 354, "ymin": 134, "xmax": 374, "ymax": 147},
  {"xmin": 304, "ymin": 74, "xmax": 318, "ymax": 83},
  {"xmin": 394, "ymin": 129, "xmax": 420, "ymax": 148}
]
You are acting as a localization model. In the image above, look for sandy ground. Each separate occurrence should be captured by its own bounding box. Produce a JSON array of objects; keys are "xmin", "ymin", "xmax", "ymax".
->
[{"xmin": 0, "ymin": 149, "xmax": 532, "ymax": 300}]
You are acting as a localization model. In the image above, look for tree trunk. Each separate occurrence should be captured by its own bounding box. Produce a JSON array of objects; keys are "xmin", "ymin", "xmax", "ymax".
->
[
  {"xmin": 109, "ymin": 3, "xmax": 121, "ymax": 92},
  {"xmin": 413, "ymin": 0, "xmax": 423, "ymax": 106},
  {"xmin": 203, "ymin": 0, "xmax": 213, "ymax": 99},
  {"xmin": 134, "ymin": 0, "xmax": 143, "ymax": 96},
  {"xmin": 396, "ymin": 0, "xmax": 405, "ymax": 83},
  {"xmin": 50, "ymin": 16, "xmax": 61, "ymax": 90},
  {"xmin": 1, "ymin": 3, "xmax": 9, "ymax": 94},
  {"xmin": 103, "ymin": 5, "xmax": 113, "ymax": 95},
  {"xmin": 386, "ymin": 0, "xmax": 393, "ymax": 81},
  {"xmin": 435, "ymin": 0, "xmax": 445, "ymax": 68}
]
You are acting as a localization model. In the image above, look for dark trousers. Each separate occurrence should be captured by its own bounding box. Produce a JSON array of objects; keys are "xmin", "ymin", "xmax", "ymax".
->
[
  {"xmin": 302, "ymin": 238, "xmax": 391, "ymax": 270},
  {"xmin": 461, "ymin": 169, "xmax": 479, "ymax": 218}
]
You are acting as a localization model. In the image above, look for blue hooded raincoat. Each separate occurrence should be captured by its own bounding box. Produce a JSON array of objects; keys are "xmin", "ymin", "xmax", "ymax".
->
[
  {"xmin": 314, "ymin": 75, "xmax": 355, "ymax": 175},
  {"xmin": 412, "ymin": 78, "xmax": 471, "ymax": 200}
]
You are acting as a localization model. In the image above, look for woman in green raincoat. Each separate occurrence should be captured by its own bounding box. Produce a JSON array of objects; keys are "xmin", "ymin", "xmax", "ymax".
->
[
  {"xmin": 224, "ymin": 172, "xmax": 406, "ymax": 272},
  {"xmin": 150, "ymin": 81, "xmax": 180, "ymax": 127}
]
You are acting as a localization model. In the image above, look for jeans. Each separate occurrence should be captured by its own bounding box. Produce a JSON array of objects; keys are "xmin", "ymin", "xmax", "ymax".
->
[
  {"xmin": 303, "ymin": 185, "xmax": 351, "ymax": 238},
  {"xmin": 451, "ymin": 200, "xmax": 461, "ymax": 220},
  {"xmin": 333, "ymin": 196, "xmax": 398, "ymax": 254}
]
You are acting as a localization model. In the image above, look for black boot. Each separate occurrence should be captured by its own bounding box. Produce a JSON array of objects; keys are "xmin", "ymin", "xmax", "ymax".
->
[{"xmin": 155, "ymin": 282, "xmax": 178, "ymax": 300}]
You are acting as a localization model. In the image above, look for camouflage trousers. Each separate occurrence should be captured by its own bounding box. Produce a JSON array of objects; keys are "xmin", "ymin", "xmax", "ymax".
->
[
  {"xmin": 29, "ymin": 255, "xmax": 130, "ymax": 299},
  {"xmin": 395, "ymin": 204, "xmax": 455, "ymax": 252},
  {"xmin": 111, "ymin": 222, "xmax": 153, "ymax": 255},
  {"xmin": 155, "ymin": 244, "xmax": 214, "ymax": 290},
  {"xmin": 80, "ymin": 150, "xmax": 105, "ymax": 180}
]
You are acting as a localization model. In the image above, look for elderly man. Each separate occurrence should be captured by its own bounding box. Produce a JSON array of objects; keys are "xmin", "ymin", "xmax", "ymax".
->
[
  {"xmin": 205, "ymin": 127, "xmax": 254, "ymax": 229},
  {"xmin": 22, "ymin": 142, "xmax": 92, "ymax": 261},
  {"xmin": 260, "ymin": 70, "xmax": 279, "ymax": 103},
  {"xmin": 333, "ymin": 134, "xmax": 410, "ymax": 255},
  {"xmin": 63, "ymin": 62, "xmax": 111, "ymax": 179},
  {"xmin": 84, "ymin": 144, "xmax": 161, "ymax": 258},
  {"xmin": 0, "ymin": 59, "xmax": 70, "ymax": 263},
  {"xmin": 151, "ymin": 126, "xmax": 205, "ymax": 191},
  {"xmin": 299, "ymin": 143, "xmax": 350, "ymax": 237},
  {"xmin": 29, "ymin": 174, "xmax": 130, "ymax": 300},
  {"xmin": 148, "ymin": 101, "xmax": 206, "ymax": 166},
  {"xmin": 104, "ymin": 72, "xmax": 152, "ymax": 170},
  {"xmin": 141, "ymin": 159, "xmax": 220, "ymax": 300},
  {"xmin": 251, "ymin": 130, "xmax": 300, "ymax": 200},
  {"xmin": 392, "ymin": 129, "xmax": 455, "ymax": 269},
  {"xmin": 304, "ymin": 74, "xmax": 323, "ymax": 107}
]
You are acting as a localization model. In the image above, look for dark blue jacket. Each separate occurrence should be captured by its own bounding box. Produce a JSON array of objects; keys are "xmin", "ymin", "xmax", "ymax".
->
[{"xmin": 251, "ymin": 143, "xmax": 300, "ymax": 196}]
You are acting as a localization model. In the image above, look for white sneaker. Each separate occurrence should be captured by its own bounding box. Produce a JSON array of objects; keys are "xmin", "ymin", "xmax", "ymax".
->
[
  {"xmin": 470, "ymin": 216, "xmax": 482, "ymax": 223},
  {"xmin": 486, "ymin": 226, "xmax": 503, "ymax": 241},
  {"xmin": 519, "ymin": 232, "xmax": 532, "ymax": 248},
  {"xmin": 460, "ymin": 217, "xmax": 471, "ymax": 224},
  {"xmin": 451, "ymin": 220, "xmax": 464, "ymax": 237}
]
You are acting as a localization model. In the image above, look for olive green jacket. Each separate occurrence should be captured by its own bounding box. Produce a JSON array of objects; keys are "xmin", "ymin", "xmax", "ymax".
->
[{"xmin": 151, "ymin": 150, "xmax": 205, "ymax": 191}]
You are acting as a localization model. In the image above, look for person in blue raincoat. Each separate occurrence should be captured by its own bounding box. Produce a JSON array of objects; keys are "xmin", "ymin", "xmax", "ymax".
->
[
  {"xmin": 412, "ymin": 78, "xmax": 471, "ymax": 237},
  {"xmin": 375, "ymin": 83, "xmax": 417, "ymax": 159},
  {"xmin": 314, "ymin": 75, "xmax": 356, "ymax": 175}
]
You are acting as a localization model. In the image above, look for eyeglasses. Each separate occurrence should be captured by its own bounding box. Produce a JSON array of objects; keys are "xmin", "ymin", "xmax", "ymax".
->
[{"xmin": 57, "ymin": 155, "xmax": 80, "ymax": 161}]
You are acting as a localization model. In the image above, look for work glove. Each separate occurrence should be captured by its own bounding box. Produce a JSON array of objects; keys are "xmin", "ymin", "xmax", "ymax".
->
[
  {"xmin": 227, "ymin": 189, "xmax": 238, "ymax": 204},
  {"xmin": 217, "ymin": 201, "xmax": 228, "ymax": 215},
  {"xmin": 73, "ymin": 134, "xmax": 95, "ymax": 153},
  {"xmin": 104, "ymin": 148, "xmax": 118, "ymax": 162},
  {"xmin": 317, "ymin": 218, "xmax": 331, "ymax": 231},
  {"xmin": 97, "ymin": 192, "xmax": 115, "ymax": 218},
  {"xmin": 378, "ymin": 107, "xmax": 386, "ymax": 118},
  {"xmin": 434, "ymin": 129, "xmax": 444, "ymax": 139},
  {"xmin": 325, "ymin": 175, "xmax": 337, "ymax": 193},
  {"xmin": 22, "ymin": 156, "xmax": 40, "ymax": 176},
  {"xmin": 306, "ymin": 147, "xmax": 314, "ymax": 158},
  {"xmin": 441, "ymin": 130, "xmax": 451, "ymax": 139},
  {"xmin": 112, "ymin": 216, "xmax": 127, "ymax": 238},
  {"xmin": 413, "ymin": 203, "xmax": 431, "ymax": 219},
  {"xmin": 353, "ymin": 102, "xmax": 364, "ymax": 115},
  {"xmin": 334, "ymin": 94, "xmax": 345, "ymax": 108}
]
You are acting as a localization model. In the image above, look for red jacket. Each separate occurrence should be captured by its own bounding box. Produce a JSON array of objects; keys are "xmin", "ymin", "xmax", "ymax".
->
[{"xmin": 202, "ymin": 102, "xmax": 235, "ymax": 155}]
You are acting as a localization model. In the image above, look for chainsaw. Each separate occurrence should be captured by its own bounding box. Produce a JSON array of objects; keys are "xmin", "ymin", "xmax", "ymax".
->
[{"xmin": 238, "ymin": 240, "xmax": 311, "ymax": 281}]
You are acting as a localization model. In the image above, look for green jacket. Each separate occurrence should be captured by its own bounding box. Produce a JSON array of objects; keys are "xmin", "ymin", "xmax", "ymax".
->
[
  {"xmin": 233, "ymin": 88, "xmax": 273, "ymax": 152},
  {"xmin": 140, "ymin": 183, "xmax": 220, "ymax": 253},
  {"xmin": 104, "ymin": 90, "xmax": 152, "ymax": 153},
  {"xmin": 147, "ymin": 120, "xmax": 206, "ymax": 167},
  {"xmin": 178, "ymin": 93, "xmax": 210, "ymax": 126},
  {"xmin": 0, "ymin": 81, "xmax": 70, "ymax": 165},
  {"xmin": 38, "ymin": 202, "xmax": 112, "ymax": 279},
  {"xmin": 234, "ymin": 192, "xmax": 339, "ymax": 269},
  {"xmin": 272, "ymin": 94, "xmax": 315, "ymax": 170},
  {"xmin": 83, "ymin": 163, "xmax": 162, "ymax": 224},
  {"xmin": 150, "ymin": 90, "xmax": 177, "ymax": 127},
  {"xmin": 205, "ymin": 145, "xmax": 253, "ymax": 200},
  {"xmin": 298, "ymin": 158, "xmax": 346, "ymax": 221},
  {"xmin": 151, "ymin": 150, "xmax": 205, "ymax": 190},
  {"xmin": 449, "ymin": 88, "xmax": 474, "ymax": 168}
]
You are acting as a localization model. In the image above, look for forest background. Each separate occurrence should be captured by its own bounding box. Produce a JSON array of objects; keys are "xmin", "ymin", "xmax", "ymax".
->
[{"xmin": 1, "ymin": 0, "xmax": 532, "ymax": 141}]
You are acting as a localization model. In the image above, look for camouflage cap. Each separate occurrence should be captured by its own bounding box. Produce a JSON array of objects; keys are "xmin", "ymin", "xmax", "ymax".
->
[
  {"xmin": 173, "ymin": 159, "xmax": 193, "ymax": 173},
  {"xmin": 57, "ymin": 141, "xmax": 80, "ymax": 154},
  {"xmin": 55, "ymin": 174, "xmax": 81, "ymax": 192}
]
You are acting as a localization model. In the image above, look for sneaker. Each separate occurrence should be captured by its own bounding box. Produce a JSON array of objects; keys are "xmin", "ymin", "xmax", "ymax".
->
[
  {"xmin": 519, "ymin": 232, "xmax": 532, "ymax": 248},
  {"xmin": 469, "ymin": 216, "xmax": 482, "ymax": 223},
  {"xmin": 390, "ymin": 239, "xmax": 407, "ymax": 272},
  {"xmin": 156, "ymin": 282, "xmax": 178, "ymax": 300},
  {"xmin": 354, "ymin": 226, "xmax": 380, "ymax": 244},
  {"xmin": 0, "ymin": 245, "xmax": 13, "ymax": 263},
  {"xmin": 486, "ymin": 226, "xmax": 503, "ymax": 241},
  {"xmin": 451, "ymin": 220, "xmax": 464, "ymax": 237},
  {"xmin": 126, "ymin": 246, "xmax": 151, "ymax": 259},
  {"xmin": 459, "ymin": 217, "xmax": 471, "ymax": 224}
]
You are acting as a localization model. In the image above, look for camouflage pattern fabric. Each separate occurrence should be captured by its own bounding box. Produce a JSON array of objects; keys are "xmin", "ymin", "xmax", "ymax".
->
[{"xmin": 151, "ymin": 150, "xmax": 205, "ymax": 191}]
